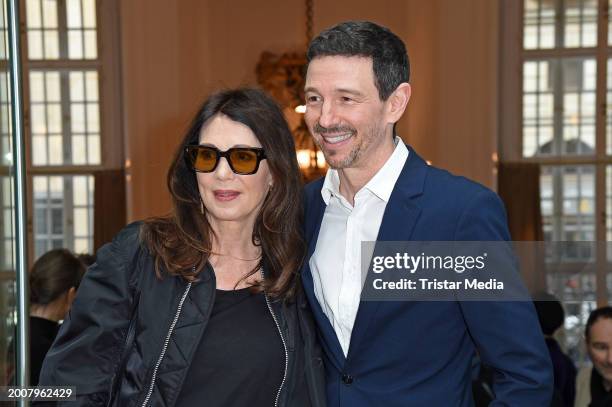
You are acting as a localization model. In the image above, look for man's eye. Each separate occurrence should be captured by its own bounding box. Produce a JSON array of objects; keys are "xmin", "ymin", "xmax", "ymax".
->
[
  {"xmin": 307, "ymin": 95, "xmax": 320, "ymax": 103},
  {"xmin": 341, "ymin": 96, "xmax": 353, "ymax": 102}
]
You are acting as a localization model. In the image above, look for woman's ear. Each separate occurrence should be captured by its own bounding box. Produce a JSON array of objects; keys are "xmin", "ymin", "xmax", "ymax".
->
[
  {"xmin": 55, "ymin": 287, "xmax": 78, "ymax": 321},
  {"xmin": 66, "ymin": 286, "xmax": 77, "ymax": 308}
]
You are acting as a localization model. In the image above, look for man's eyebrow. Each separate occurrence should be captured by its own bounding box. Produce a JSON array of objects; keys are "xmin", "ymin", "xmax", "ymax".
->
[
  {"xmin": 336, "ymin": 88, "xmax": 365, "ymax": 97},
  {"xmin": 304, "ymin": 87, "xmax": 365, "ymax": 97}
]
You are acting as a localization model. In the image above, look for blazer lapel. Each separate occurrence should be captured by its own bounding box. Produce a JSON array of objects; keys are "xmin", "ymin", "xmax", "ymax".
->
[
  {"xmin": 346, "ymin": 146, "xmax": 428, "ymax": 359},
  {"xmin": 301, "ymin": 183, "xmax": 347, "ymax": 370}
]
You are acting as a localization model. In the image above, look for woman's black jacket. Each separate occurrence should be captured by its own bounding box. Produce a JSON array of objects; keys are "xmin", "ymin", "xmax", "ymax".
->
[{"xmin": 37, "ymin": 222, "xmax": 326, "ymax": 407}]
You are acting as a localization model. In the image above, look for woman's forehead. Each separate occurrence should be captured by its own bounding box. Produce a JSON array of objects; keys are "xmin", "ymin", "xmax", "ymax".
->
[{"xmin": 199, "ymin": 114, "xmax": 262, "ymax": 148}]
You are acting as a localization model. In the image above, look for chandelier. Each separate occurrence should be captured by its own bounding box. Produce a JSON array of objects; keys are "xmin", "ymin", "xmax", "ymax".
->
[{"xmin": 255, "ymin": 0, "xmax": 326, "ymax": 182}]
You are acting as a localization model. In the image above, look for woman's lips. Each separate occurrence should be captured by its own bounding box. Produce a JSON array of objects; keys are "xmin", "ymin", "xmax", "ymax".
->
[{"xmin": 213, "ymin": 190, "xmax": 240, "ymax": 201}]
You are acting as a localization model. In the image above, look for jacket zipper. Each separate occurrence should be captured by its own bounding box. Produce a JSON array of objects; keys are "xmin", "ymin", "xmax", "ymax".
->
[
  {"xmin": 261, "ymin": 269, "xmax": 289, "ymax": 407},
  {"xmin": 141, "ymin": 282, "xmax": 192, "ymax": 407}
]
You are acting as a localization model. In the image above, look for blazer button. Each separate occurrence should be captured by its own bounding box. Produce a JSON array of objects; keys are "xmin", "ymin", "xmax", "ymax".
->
[{"xmin": 341, "ymin": 373, "xmax": 353, "ymax": 385}]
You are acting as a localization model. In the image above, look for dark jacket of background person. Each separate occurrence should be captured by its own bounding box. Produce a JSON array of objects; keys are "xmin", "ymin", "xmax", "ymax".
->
[
  {"xmin": 545, "ymin": 337, "xmax": 577, "ymax": 407},
  {"xmin": 534, "ymin": 294, "xmax": 577, "ymax": 407},
  {"xmin": 575, "ymin": 366, "xmax": 612, "ymax": 407},
  {"xmin": 29, "ymin": 317, "xmax": 60, "ymax": 386},
  {"xmin": 4, "ymin": 317, "xmax": 59, "ymax": 387},
  {"xmin": 36, "ymin": 222, "xmax": 326, "ymax": 407}
]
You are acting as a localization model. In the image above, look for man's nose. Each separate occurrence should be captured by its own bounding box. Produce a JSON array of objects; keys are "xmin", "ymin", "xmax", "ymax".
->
[
  {"xmin": 317, "ymin": 100, "xmax": 339, "ymax": 129},
  {"xmin": 606, "ymin": 349, "xmax": 612, "ymax": 366}
]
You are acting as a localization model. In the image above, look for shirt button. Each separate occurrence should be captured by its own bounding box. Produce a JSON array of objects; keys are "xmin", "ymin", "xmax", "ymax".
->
[{"xmin": 342, "ymin": 373, "xmax": 354, "ymax": 385}]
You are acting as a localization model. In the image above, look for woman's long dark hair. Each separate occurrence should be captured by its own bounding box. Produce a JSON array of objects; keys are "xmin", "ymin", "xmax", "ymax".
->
[{"xmin": 141, "ymin": 88, "xmax": 305, "ymax": 300}]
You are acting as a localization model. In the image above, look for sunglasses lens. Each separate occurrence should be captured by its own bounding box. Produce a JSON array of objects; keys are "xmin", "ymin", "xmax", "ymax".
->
[
  {"xmin": 229, "ymin": 149, "xmax": 259, "ymax": 174},
  {"xmin": 192, "ymin": 147, "xmax": 217, "ymax": 172}
]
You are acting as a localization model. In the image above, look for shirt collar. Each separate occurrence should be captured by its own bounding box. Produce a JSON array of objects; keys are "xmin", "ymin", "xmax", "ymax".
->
[
  {"xmin": 320, "ymin": 137, "xmax": 409, "ymax": 205},
  {"xmin": 320, "ymin": 167, "xmax": 339, "ymax": 205}
]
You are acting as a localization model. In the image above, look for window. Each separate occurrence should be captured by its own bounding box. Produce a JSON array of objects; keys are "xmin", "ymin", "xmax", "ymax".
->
[
  {"xmin": 22, "ymin": 0, "xmax": 121, "ymax": 260},
  {"xmin": 0, "ymin": 0, "xmax": 13, "ymax": 276},
  {"xmin": 501, "ymin": 0, "xmax": 612, "ymax": 363},
  {"xmin": 0, "ymin": 0, "xmax": 121, "ymax": 386},
  {"xmin": 0, "ymin": 0, "xmax": 16, "ymax": 386}
]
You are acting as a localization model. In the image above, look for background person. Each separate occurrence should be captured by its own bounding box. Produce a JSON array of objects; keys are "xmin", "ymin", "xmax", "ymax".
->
[
  {"xmin": 6, "ymin": 249, "xmax": 85, "ymax": 386},
  {"xmin": 575, "ymin": 306, "xmax": 612, "ymax": 407}
]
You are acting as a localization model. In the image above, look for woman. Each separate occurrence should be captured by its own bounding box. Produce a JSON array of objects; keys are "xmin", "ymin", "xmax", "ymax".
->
[
  {"xmin": 38, "ymin": 88, "xmax": 326, "ymax": 406},
  {"xmin": 6, "ymin": 249, "xmax": 85, "ymax": 386}
]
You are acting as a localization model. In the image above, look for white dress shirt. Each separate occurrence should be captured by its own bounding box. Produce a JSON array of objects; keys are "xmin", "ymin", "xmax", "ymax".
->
[{"xmin": 309, "ymin": 139, "xmax": 408, "ymax": 356}]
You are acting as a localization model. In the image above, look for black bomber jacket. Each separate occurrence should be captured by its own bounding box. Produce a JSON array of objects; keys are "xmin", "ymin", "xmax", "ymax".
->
[{"xmin": 37, "ymin": 222, "xmax": 327, "ymax": 407}]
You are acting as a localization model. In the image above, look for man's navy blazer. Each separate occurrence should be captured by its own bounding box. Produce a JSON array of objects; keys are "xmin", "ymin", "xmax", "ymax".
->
[{"xmin": 301, "ymin": 146, "xmax": 554, "ymax": 406}]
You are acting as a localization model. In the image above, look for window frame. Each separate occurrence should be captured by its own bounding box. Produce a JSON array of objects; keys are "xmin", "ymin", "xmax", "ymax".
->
[
  {"xmin": 500, "ymin": 0, "xmax": 610, "ymax": 305},
  {"xmin": 17, "ymin": 0, "xmax": 123, "ymax": 265}
]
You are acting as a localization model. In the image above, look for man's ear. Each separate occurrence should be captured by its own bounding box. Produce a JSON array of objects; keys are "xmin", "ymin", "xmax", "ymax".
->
[{"xmin": 386, "ymin": 83, "xmax": 411, "ymax": 124}]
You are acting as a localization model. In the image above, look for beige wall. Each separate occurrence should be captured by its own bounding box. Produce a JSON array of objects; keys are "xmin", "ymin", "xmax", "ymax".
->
[
  {"xmin": 404, "ymin": 0, "xmax": 500, "ymax": 189},
  {"xmin": 120, "ymin": 0, "xmax": 500, "ymax": 221}
]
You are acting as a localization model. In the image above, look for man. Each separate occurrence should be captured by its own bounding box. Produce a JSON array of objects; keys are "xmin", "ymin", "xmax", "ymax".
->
[
  {"xmin": 575, "ymin": 306, "xmax": 612, "ymax": 407},
  {"xmin": 301, "ymin": 21, "xmax": 553, "ymax": 406}
]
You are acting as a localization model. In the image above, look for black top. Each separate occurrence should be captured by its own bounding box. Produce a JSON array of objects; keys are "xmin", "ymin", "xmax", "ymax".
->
[
  {"xmin": 5, "ymin": 316, "xmax": 60, "ymax": 386},
  {"xmin": 30, "ymin": 316, "xmax": 60, "ymax": 386},
  {"xmin": 175, "ymin": 287, "xmax": 285, "ymax": 407}
]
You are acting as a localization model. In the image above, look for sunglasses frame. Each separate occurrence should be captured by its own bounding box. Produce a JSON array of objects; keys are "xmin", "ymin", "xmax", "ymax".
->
[{"xmin": 184, "ymin": 145, "xmax": 267, "ymax": 175}]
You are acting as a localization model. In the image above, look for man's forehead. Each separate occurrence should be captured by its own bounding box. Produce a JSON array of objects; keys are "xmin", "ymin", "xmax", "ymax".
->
[
  {"xmin": 307, "ymin": 55, "xmax": 372, "ymax": 73},
  {"xmin": 309, "ymin": 54, "xmax": 372, "ymax": 63},
  {"xmin": 305, "ymin": 55, "xmax": 376, "ymax": 90},
  {"xmin": 591, "ymin": 318, "xmax": 612, "ymax": 341}
]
